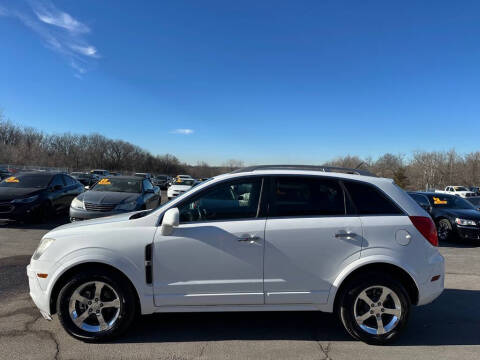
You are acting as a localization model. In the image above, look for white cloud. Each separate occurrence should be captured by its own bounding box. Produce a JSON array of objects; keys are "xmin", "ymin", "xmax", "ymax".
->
[
  {"xmin": 69, "ymin": 44, "xmax": 99, "ymax": 58},
  {"xmin": 33, "ymin": 2, "xmax": 90, "ymax": 33},
  {"xmin": 170, "ymin": 129, "xmax": 194, "ymax": 135},
  {"xmin": 1, "ymin": 0, "xmax": 99, "ymax": 76}
]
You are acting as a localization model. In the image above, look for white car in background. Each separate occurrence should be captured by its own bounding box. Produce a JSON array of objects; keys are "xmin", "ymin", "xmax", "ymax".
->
[
  {"xmin": 435, "ymin": 186, "xmax": 475, "ymax": 198},
  {"xmin": 27, "ymin": 165, "xmax": 444, "ymax": 344},
  {"xmin": 167, "ymin": 178, "xmax": 196, "ymax": 200}
]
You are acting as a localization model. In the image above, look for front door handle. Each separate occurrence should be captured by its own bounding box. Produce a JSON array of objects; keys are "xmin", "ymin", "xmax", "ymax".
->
[
  {"xmin": 238, "ymin": 235, "xmax": 261, "ymax": 243},
  {"xmin": 335, "ymin": 232, "xmax": 357, "ymax": 239}
]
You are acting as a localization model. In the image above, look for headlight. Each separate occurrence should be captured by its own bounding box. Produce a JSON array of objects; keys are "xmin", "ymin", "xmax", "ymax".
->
[
  {"xmin": 71, "ymin": 197, "xmax": 85, "ymax": 210},
  {"xmin": 32, "ymin": 238, "xmax": 55, "ymax": 260},
  {"xmin": 12, "ymin": 195, "xmax": 39, "ymax": 204},
  {"xmin": 116, "ymin": 201, "xmax": 137, "ymax": 211},
  {"xmin": 455, "ymin": 218, "xmax": 477, "ymax": 226}
]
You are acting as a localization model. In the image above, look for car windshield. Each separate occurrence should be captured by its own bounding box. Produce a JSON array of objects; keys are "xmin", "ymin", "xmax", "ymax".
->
[
  {"xmin": 174, "ymin": 179, "xmax": 195, "ymax": 186},
  {"xmin": 429, "ymin": 195, "xmax": 475, "ymax": 210},
  {"xmin": 91, "ymin": 178, "xmax": 142, "ymax": 193},
  {"xmin": 0, "ymin": 174, "xmax": 53, "ymax": 188},
  {"xmin": 454, "ymin": 186, "xmax": 469, "ymax": 191},
  {"xmin": 467, "ymin": 197, "xmax": 480, "ymax": 206}
]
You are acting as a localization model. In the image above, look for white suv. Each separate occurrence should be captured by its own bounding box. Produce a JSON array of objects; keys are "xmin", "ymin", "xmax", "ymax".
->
[{"xmin": 27, "ymin": 166, "xmax": 444, "ymax": 344}]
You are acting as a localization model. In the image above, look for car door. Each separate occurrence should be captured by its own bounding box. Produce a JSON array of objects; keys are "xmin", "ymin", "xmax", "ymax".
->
[
  {"xmin": 153, "ymin": 176, "xmax": 265, "ymax": 306},
  {"xmin": 48, "ymin": 175, "xmax": 67, "ymax": 212},
  {"xmin": 142, "ymin": 179, "xmax": 159, "ymax": 208},
  {"xmin": 264, "ymin": 176, "xmax": 363, "ymax": 305},
  {"xmin": 62, "ymin": 175, "xmax": 80, "ymax": 207}
]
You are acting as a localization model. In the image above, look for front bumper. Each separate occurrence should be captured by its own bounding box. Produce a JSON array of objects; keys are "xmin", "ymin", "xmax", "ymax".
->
[
  {"xmin": 69, "ymin": 206, "xmax": 130, "ymax": 221},
  {"xmin": 27, "ymin": 264, "xmax": 52, "ymax": 320},
  {"xmin": 0, "ymin": 201, "xmax": 42, "ymax": 220},
  {"xmin": 455, "ymin": 225, "xmax": 480, "ymax": 240}
]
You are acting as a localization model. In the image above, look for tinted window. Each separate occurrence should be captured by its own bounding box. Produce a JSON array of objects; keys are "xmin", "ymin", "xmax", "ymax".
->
[
  {"xmin": 343, "ymin": 180, "xmax": 402, "ymax": 215},
  {"xmin": 143, "ymin": 180, "xmax": 154, "ymax": 191},
  {"xmin": 270, "ymin": 177, "xmax": 345, "ymax": 217},
  {"xmin": 50, "ymin": 175, "xmax": 65, "ymax": 188},
  {"xmin": 179, "ymin": 178, "xmax": 262, "ymax": 222},
  {"xmin": 409, "ymin": 193, "xmax": 430, "ymax": 207},
  {"xmin": 63, "ymin": 175, "xmax": 77, "ymax": 186},
  {"xmin": 426, "ymin": 194, "xmax": 475, "ymax": 210},
  {"xmin": 0, "ymin": 173, "xmax": 53, "ymax": 188},
  {"xmin": 91, "ymin": 178, "xmax": 142, "ymax": 193}
]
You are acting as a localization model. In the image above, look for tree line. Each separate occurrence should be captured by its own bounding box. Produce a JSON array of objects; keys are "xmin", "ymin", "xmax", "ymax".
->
[{"xmin": 1, "ymin": 113, "xmax": 480, "ymax": 189}]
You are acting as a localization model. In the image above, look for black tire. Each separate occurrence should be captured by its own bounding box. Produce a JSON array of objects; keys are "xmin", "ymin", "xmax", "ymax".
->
[
  {"xmin": 56, "ymin": 269, "xmax": 137, "ymax": 342},
  {"xmin": 31, "ymin": 201, "xmax": 53, "ymax": 223},
  {"xmin": 437, "ymin": 219, "xmax": 453, "ymax": 242},
  {"xmin": 338, "ymin": 273, "xmax": 411, "ymax": 345}
]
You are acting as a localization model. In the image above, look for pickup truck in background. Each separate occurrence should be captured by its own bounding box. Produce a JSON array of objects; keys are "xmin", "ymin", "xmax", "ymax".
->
[{"xmin": 435, "ymin": 186, "xmax": 476, "ymax": 198}]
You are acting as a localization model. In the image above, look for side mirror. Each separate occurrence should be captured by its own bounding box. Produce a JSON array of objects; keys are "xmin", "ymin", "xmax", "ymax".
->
[
  {"xmin": 161, "ymin": 208, "xmax": 179, "ymax": 235},
  {"xmin": 53, "ymin": 184, "xmax": 63, "ymax": 191},
  {"xmin": 420, "ymin": 204, "xmax": 432, "ymax": 212}
]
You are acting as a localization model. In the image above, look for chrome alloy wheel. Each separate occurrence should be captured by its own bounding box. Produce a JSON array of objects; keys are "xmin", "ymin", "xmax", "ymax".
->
[
  {"xmin": 68, "ymin": 281, "xmax": 121, "ymax": 333},
  {"xmin": 353, "ymin": 285, "xmax": 402, "ymax": 335}
]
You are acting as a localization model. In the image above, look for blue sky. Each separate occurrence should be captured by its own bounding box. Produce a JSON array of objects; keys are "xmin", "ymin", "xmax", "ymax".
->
[{"xmin": 1, "ymin": 0, "xmax": 480, "ymax": 165}]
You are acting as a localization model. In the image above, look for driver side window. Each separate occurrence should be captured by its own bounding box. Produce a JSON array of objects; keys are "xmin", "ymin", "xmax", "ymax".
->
[{"xmin": 178, "ymin": 178, "xmax": 262, "ymax": 223}]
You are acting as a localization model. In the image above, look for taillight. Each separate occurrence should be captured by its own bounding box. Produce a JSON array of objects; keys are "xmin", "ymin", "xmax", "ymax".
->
[{"xmin": 409, "ymin": 216, "xmax": 438, "ymax": 247}]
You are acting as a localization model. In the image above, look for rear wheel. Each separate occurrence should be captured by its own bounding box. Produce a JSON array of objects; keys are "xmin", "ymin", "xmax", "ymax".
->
[
  {"xmin": 338, "ymin": 274, "xmax": 410, "ymax": 345},
  {"xmin": 57, "ymin": 270, "xmax": 136, "ymax": 341},
  {"xmin": 437, "ymin": 219, "xmax": 453, "ymax": 242}
]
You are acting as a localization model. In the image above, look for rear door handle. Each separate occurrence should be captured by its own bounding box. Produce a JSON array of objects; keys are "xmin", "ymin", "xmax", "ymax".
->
[{"xmin": 238, "ymin": 235, "xmax": 261, "ymax": 243}]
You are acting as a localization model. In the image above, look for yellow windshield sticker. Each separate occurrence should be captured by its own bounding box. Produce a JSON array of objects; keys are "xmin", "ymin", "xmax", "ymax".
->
[
  {"xmin": 98, "ymin": 178, "xmax": 111, "ymax": 185},
  {"xmin": 5, "ymin": 176, "xmax": 19, "ymax": 183},
  {"xmin": 433, "ymin": 196, "xmax": 447, "ymax": 205}
]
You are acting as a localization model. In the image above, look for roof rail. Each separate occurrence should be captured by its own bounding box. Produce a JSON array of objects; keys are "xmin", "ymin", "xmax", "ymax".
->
[{"xmin": 231, "ymin": 165, "xmax": 376, "ymax": 177}]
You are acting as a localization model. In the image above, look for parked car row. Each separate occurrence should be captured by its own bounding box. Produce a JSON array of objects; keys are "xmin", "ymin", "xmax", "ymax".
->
[
  {"xmin": 0, "ymin": 172, "xmax": 161, "ymax": 223},
  {"xmin": 409, "ymin": 191, "xmax": 480, "ymax": 242}
]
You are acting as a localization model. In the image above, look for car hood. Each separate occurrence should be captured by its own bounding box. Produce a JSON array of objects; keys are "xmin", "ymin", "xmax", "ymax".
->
[
  {"xmin": 0, "ymin": 187, "xmax": 44, "ymax": 201},
  {"xmin": 443, "ymin": 208, "xmax": 480, "ymax": 220},
  {"xmin": 52, "ymin": 212, "xmax": 139, "ymax": 232},
  {"xmin": 78, "ymin": 191, "xmax": 139, "ymax": 204}
]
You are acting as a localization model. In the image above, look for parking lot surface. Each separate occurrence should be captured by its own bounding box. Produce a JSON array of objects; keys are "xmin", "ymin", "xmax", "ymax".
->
[{"xmin": 1, "ymin": 203, "xmax": 479, "ymax": 359}]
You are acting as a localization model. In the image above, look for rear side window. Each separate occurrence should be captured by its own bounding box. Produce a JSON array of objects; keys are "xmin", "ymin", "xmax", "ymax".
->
[
  {"xmin": 63, "ymin": 175, "xmax": 76, "ymax": 186},
  {"xmin": 270, "ymin": 176, "xmax": 345, "ymax": 217},
  {"xmin": 409, "ymin": 193, "xmax": 430, "ymax": 207},
  {"xmin": 343, "ymin": 180, "xmax": 402, "ymax": 215}
]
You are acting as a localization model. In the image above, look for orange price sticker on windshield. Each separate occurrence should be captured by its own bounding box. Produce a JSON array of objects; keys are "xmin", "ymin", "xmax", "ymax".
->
[
  {"xmin": 433, "ymin": 197, "xmax": 447, "ymax": 205},
  {"xmin": 5, "ymin": 176, "xmax": 19, "ymax": 183},
  {"xmin": 98, "ymin": 178, "xmax": 111, "ymax": 185}
]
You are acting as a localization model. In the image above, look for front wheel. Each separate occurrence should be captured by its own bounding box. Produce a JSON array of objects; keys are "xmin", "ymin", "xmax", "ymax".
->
[
  {"xmin": 338, "ymin": 274, "xmax": 410, "ymax": 345},
  {"xmin": 56, "ymin": 270, "xmax": 136, "ymax": 341},
  {"xmin": 437, "ymin": 219, "xmax": 453, "ymax": 242}
]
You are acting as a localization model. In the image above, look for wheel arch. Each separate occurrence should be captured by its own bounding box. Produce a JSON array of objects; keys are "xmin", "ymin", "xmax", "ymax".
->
[
  {"xmin": 332, "ymin": 262, "xmax": 419, "ymax": 313},
  {"xmin": 49, "ymin": 262, "xmax": 141, "ymax": 316}
]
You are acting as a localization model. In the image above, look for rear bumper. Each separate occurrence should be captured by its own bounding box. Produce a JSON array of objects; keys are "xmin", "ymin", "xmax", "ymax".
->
[{"xmin": 417, "ymin": 252, "xmax": 445, "ymax": 306}]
